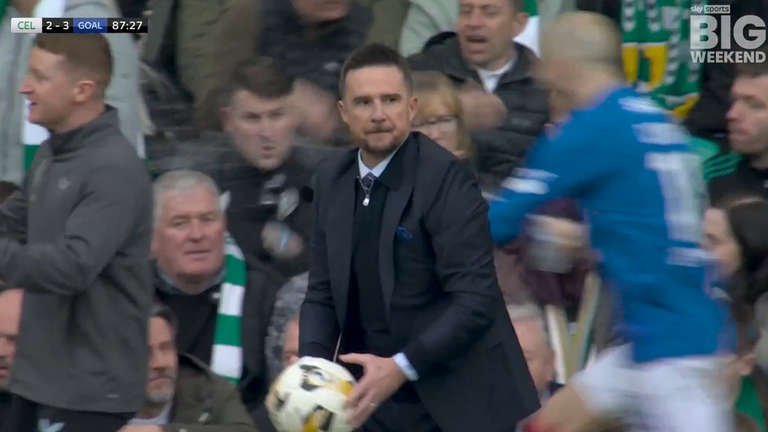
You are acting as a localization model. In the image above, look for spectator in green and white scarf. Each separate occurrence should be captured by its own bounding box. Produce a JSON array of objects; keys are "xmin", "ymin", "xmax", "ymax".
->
[{"xmin": 151, "ymin": 169, "xmax": 284, "ymax": 413}]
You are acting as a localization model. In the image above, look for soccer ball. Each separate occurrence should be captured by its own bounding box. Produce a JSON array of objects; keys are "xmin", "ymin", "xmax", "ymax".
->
[{"xmin": 266, "ymin": 357, "xmax": 356, "ymax": 432}]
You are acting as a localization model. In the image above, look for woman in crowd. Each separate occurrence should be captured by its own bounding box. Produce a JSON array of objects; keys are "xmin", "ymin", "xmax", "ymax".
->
[
  {"xmin": 411, "ymin": 71, "xmax": 475, "ymax": 165},
  {"xmin": 703, "ymin": 194, "xmax": 768, "ymax": 430},
  {"xmin": 705, "ymin": 195, "xmax": 768, "ymax": 310}
]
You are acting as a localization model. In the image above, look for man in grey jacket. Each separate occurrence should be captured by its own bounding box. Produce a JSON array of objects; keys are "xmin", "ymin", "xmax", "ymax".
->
[
  {"xmin": 0, "ymin": 0, "xmax": 144, "ymax": 186},
  {"xmin": 0, "ymin": 34, "xmax": 153, "ymax": 432}
]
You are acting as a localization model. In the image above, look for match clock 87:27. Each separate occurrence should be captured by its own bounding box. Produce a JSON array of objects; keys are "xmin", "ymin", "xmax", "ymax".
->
[{"xmin": 107, "ymin": 18, "xmax": 148, "ymax": 33}]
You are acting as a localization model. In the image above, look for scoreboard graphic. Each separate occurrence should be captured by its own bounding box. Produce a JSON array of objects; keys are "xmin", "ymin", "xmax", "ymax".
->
[{"xmin": 11, "ymin": 17, "xmax": 148, "ymax": 34}]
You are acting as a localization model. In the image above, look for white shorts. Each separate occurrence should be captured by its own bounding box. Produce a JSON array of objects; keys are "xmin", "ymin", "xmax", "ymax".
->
[{"xmin": 570, "ymin": 345, "xmax": 734, "ymax": 432}]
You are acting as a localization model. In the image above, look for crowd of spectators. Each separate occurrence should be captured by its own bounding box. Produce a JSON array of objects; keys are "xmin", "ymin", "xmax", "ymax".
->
[{"xmin": 1, "ymin": 0, "xmax": 768, "ymax": 430}]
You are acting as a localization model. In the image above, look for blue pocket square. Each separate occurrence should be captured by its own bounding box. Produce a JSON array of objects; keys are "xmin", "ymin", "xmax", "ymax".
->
[{"xmin": 396, "ymin": 226, "xmax": 413, "ymax": 240}]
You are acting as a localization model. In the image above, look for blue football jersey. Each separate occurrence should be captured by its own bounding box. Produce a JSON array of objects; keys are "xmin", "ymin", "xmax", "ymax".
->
[{"xmin": 488, "ymin": 86, "xmax": 724, "ymax": 362}]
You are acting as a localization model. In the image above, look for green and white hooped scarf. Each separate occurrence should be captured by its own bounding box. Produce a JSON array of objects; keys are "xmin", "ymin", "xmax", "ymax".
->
[
  {"xmin": 621, "ymin": 0, "xmax": 706, "ymax": 117},
  {"xmin": 211, "ymin": 233, "xmax": 247, "ymax": 384}
]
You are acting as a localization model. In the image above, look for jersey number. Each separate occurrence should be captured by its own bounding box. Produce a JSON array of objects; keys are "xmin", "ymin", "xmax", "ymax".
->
[{"xmin": 645, "ymin": 152, "xmax": 705, "ymax": 243}]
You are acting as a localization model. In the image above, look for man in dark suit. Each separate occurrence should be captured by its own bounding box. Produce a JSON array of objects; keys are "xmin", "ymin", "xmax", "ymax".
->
[{"xmin": 298, "ymin": 43, "xmax": 539, "ymax": 432}]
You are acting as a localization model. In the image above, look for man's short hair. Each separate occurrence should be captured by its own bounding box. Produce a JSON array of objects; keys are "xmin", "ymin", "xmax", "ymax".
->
[
  {"xmin": 737, "ymin": 45, "xmax": 768, "ymax": 77},
  {"xmin": 34, "ymin": 34, "xmax": 112, "ymax": 88},
  {"xmin": 153, "ymin": 169, "xmax": 222, "ymax": 226},
  {"xmin": 508, "ymin": 0, "xmax": 525, "ymax": 12},
  {"xmin": 339, "ymin": 43, "xmax": 414, "ymax": 99},
  {"xmin": 151, "ymin": 303, "xmax": 178, "ymax": 340},
  {"xmin": 230, "ymin": 57, "xmax": 295, "ymax": 102}
]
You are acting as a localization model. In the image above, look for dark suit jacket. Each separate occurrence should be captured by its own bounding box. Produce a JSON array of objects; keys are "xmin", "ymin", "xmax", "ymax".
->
[{"xmin": 299, "ymin": 133, "xmax": 540, "ymax": 432}]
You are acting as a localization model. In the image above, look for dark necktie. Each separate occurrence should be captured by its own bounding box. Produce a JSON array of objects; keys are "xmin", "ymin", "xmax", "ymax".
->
[
  {"xmin": 361, "ymin": 172, "xmax": 377, "ymax": 195},
  {"xmin": 360, "ymin": 172, "xmax": 377, "ymax": 206}
]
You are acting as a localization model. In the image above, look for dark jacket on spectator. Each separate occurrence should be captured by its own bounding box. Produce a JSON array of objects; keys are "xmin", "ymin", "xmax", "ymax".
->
[
  {"xmin": 194, "ymin": 0, "xmax": 372, "ymax": 129},
  {"xmin": 708, "ymin": 158, "xmax": 768, "ymax": 204},
  {"xmin": 1, "ymin": 107, "xmax": 153, "ymax": 413},
  {"xmin": 162, "ymin": 354, "xmax": 256, "ymax": 432},
  {"xmin": 154, "ymin": 261, "xmax": 283, "ymax": 410},
  {"xmin": 223, "ymin": 152, "xmax": 315, "ymax": 280},
  {"xmin": 0, "ymin": 391, "xmax": 11, "ymax": 425},
  {"xmin": 407, "ymin": 33, "xmax": 549, "ymax": 189}
]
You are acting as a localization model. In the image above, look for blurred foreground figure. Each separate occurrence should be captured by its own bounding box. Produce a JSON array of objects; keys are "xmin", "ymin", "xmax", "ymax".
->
[
  {"xmin": 488, "ymin": 12, "xmax": 730, "ymax": 432},
  {"xmin": 1, "ymin": 34, "xmax": 153, "ymax": 432}
]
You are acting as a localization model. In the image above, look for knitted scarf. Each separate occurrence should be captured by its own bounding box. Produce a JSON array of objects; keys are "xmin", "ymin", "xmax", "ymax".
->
[
  {"xmin": 621, "ymin": 0, "xmax": 706, "ymax": 118},
  {"xmin": 210, "ymin": 234, "xmax": 247, "ymax": 384}
]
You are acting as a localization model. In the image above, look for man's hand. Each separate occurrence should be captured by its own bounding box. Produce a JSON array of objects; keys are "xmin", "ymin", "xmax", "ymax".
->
[
  {"xmin": 118, "ymin": 425, "xmax": 162, "ymax": 432},
  {"xmin": 458, "ymin": 81, "xmax": 507, "ymax": 130},
  {"xmin": 339, "ymin": 353, "xmax": 407, "ymax": 428},
  {"xmin": 293, "ymin": 80, "xmax": 339, "ymax": 141}
]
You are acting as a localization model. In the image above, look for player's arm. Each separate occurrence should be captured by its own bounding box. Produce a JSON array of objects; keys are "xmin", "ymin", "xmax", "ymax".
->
[
  {"xmin": 488, "ymin": 120, "xmax": 614, "ymax": 245},
  {"xmin": 399, "ymin": 160, "xmax": 501, "ymax": 377},
  {"xmin": 298, "ymin": 170, "xmax": 340, "ymax": 360},
  {"xmin": 0, "ymin": 166, "xmax": 145, "ymax": 294}
]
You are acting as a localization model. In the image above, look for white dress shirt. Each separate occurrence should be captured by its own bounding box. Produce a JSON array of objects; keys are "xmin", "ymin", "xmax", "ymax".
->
[{"xmin": 358, "ymin": 148, "xmax": 397, "ymax": 178}]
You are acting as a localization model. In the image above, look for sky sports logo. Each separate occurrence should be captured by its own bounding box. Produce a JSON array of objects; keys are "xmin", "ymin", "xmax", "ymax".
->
[{"xmin": 689, "ymin": 4, "xmax": 766, "ymax": 64}]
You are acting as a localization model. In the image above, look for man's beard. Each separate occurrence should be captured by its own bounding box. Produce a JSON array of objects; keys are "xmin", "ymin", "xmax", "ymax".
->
[
  {"xmin": 146, "ymin": 370, "xmax": 176, "ymax": 405},
  {"xmin": 357, "ymin": 125, "xmax": 403, "ymax": 156}
]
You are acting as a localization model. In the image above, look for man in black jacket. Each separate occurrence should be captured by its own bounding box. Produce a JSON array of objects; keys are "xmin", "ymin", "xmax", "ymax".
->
[
  {"xmin": 708, "ymin": 46, "xmax": 768, "ymax": 202},
  {"xmin": 1, "ymin": 34, "xmax": 153, "ymax": 432},
  {"xmin": 220, "ymin": 58, "xmax": 316, "ymax": 280},
  {"xmin": 298, "ymin": 43, "xmax": 538, "ymax": 432},
  {"xmin": 151, "ymin": 170, "xmax": 283, "ymax": 416},
  {"xmin": 407, "ymin": 0, "xmax": 549, "ymax": 190}
]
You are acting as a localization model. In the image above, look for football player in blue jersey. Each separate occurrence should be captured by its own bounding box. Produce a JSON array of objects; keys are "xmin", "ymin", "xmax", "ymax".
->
[{"xmin": 489, "ymin": 12, "xmax": 732, "ymax": 432}]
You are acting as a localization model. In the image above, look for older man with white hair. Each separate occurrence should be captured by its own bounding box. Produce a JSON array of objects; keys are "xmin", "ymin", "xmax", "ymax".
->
[{"xmin": 150, "ymin": 170, "xmax": 284, "ymax": 418}]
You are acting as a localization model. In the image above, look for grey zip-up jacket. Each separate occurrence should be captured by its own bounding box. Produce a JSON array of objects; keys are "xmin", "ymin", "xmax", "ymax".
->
[{"xmin": 0, "ymin": 107, "xmax": 153, "ymax": 413}]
